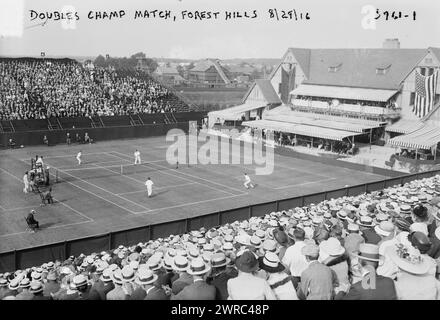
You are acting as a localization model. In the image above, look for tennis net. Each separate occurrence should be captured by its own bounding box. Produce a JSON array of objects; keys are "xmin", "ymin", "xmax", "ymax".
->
[{"xmin": 54, "ymin": 161, "xmax": 171, "ymax": 183}]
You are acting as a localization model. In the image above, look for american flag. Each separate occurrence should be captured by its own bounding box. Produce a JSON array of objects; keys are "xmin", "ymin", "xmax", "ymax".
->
[{"xmin": 413, "ymin": 69, "xmax": 438, "ymax": 118}]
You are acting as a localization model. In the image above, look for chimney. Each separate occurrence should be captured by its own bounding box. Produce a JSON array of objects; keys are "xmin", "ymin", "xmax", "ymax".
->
[{"xmin": 383, "ymin": 38, "xmax": 400, "ymax": 49}]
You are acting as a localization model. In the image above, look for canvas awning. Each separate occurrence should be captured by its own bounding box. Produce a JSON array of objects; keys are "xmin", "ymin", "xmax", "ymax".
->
[
  {"xmin": 290, "ymin": 84, "xmax": 397, "ymax": 102},
  {"xmin": 386, "ymin": 119, "xmax": 425, "ymax": 134},
  {"xmin": 388, "ymin": 124, "xmax": 440, "ymax": 150},
  {"xmin": 242, "ymin": 120, "xmax": 363, "ymax": 141},
  {"xmin": 208, "ymin": 102, "xmax": 265, "ymax": 121},
  {"xmin": 265, "ymin": 114, "xmax": 383, "ymax": 133}
]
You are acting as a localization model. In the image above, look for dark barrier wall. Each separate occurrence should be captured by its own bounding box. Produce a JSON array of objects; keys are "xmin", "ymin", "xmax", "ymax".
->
[
  {"xmin": 1, "ymin": 168, "xmax": 439, "ymax": 272},
  {"xmin": 1, "ymin": 111, "xmax": 207, "ymax": 146},
  {"xmin": 1, "ymin": 122, "xmax": 189, "ymax": 147}
]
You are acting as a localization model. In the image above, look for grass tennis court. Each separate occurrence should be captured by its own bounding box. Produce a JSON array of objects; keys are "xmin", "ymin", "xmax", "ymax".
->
[{"xmin": 0, "ymin": 135, "xmax": 387, "ymax": 252}]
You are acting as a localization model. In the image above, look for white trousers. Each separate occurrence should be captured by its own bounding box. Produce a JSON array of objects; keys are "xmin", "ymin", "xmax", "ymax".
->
[
  {"xmin": 135, "ymin": 156, "xmax": 141, "ymax": 164},
  {"xmin": 147, "ymin": 187, "xmax": 152, "ymax": 197}
]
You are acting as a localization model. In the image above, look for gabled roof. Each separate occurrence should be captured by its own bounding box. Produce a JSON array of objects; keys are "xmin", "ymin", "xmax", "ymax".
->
[
  {"xmin": 429, "ymin": 47, "xmax": 440, "ymax": 62},
  {"xmin": 242, "ymin": 79, "xmax": 282, "ymax": 104},
  {"xmin": 189, "ymin": 59, "xmax": 230, "ymax": 84},
  {"xmin": 154, "ymin": 66, "xmax": 179, "ymax": 75},
  {"xmin": 283, "ymin": 48, "xmax": 427, "ymax": 90}
]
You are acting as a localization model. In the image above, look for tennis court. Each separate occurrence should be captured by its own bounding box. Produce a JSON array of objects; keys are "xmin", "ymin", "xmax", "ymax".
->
[{"xmin": 0, "ymin": 135, "xmax": 387, "ymax": 252}]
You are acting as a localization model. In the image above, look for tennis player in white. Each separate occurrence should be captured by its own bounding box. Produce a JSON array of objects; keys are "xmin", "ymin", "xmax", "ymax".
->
[
  {"xmin": 244, "ymin": 173, "xmax": 254, "ymax": 189},
  {"xmin": 134, "ymin": 149, "xmax": 141, "ymax": 165},
  {"xmin": 76, "ymin": 151, "xmax": 82, "ymax": 165},
  {"xmin": 145, "ymin": 177, "xmax": 154, "ymax": 197}
]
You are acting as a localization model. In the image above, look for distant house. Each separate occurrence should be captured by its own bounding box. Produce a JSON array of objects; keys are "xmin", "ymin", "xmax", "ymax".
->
[
  {"xmin": 226, "ymin": 64, "xmax": 255, "ymax": 83},
  {"xmin": 188, "ymin": 59, "xmax": 231, "ymax": 86},
  {"xmin": 153, "ymin": 65, "xmax": 186, "ymax": 86}
]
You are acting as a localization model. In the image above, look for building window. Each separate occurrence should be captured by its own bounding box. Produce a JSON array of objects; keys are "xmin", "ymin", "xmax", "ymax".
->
[
  {"xmin": 427, "ymin": 68, "xmax": 434, "ymax": 76},
  {"xmin": 376, "ymin": 68, "xmax": 387, "ymax": 75},
  {"xmin": 327, "ymin": 63, "xmax": 342, "ymax": 73},
  {"xmin": 410, "ymin": 92, "xmax": 415, "ymax": 106},
  {"xmin": 420, "ymin": 68, "xmax": 426, "ymax": 76}
]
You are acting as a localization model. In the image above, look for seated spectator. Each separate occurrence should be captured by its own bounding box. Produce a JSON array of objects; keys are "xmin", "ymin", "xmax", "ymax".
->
[
  {"xmin": 171, "ymin": 257, "xmax": 215, "ymax": 300},
  {"xmin": 26, "ymin": 210, "xmax": 39, "ymax": 230},
  {"xmin": 227, "ymin": 250, "xmax": 276, "ymax": 300},
  {"xmin": 84, "ymin": 132, "xmax": 92, "ymax": 144},
  {"xmin": 43, "ymin": 135, "xmax": 49, "ymax": 146},
  {"xmin": 41, "ymin": 187, "xmax": 54, "ymax": 205},
  {"xmin": 297, "ymin": 243, "xmax": 335, "ymax": 300},
  {"xmin": 75, "ymin": 133, "xmax": 82, "ymax": 144},
  {"xmin": 31, "ymin": 282, "xmax": 52, "ymax": 300},
  {"xmin": 7, "ymin": 138, "xmax": 16, "ymax": 149}
]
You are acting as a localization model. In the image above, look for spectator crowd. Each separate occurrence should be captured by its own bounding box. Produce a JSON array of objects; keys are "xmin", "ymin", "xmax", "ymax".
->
[
  {"xmin": 2, "ymin": 175, "xmax": 440, "ymax": 300},
  {"xmin": 0, "ymin": 59, "xmax": 180, "ymax": 121}
]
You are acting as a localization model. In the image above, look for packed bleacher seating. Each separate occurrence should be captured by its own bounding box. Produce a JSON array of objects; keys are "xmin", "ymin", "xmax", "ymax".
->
[
  {"xmin": 2, "ymin": 175, "xmax": 440, "ymax": 300},
  {"xmin": 0, "ymin": 58, "xmax": 190, "ymax": 121}
]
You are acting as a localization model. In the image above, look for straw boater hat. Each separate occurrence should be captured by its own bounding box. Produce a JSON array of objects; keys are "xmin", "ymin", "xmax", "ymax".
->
[
  {"xmin": 399, "ymin": 204, "xmax": 412, "ymax": 215},
  {"xmin": 374, "ymin": 221, "xmax": 395, "ymax": 237},
  {"xmin": 357, "ymin": 216, "xmax": 375, "ymax": 228},
  {"xmin": 258, "ymin": 252, "xmax": 285, "ymax": 273},
  {"xmin": 29, "ymin": 281, "xmax": 44, "ymax": 294},
  {"xmin": 187, "ymin": 257, "xmax": 211, "ymax": 276},
  {"xmin": 71, "ymin": 275, "xmax": 88, "ymax": 289},
  {"xmin": 100, "ymin": 269, "xmax": 113, "ymax": 283},
  {"xmin": 111, "ymin": 269, "xmax": 123, "ymax": 285},
  {"xmin": 356, "ymin": 243, "xmax": 381, "ymax": 262},
  {"xmin": 385, "ymin": 244, "xmax": 431, "ymax": 275},
  {"xmin": 135, "ymin": 269, "xmax": 158, "ymax": 286},
  {"xmin": 172, "ymin": 255, "xmax": 189, "ymax": 272},
  {"xmin": 210, "ymin": 252, "xmax": 231, "ymax": 268}
]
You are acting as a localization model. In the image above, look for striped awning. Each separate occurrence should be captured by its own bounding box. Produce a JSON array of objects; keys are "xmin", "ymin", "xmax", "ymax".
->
[
  {"xmin": 265, "ymin": 114, "xmax": 383, "ymax": 133},
  {"xmin": 208, "ymin": 102, "xmax": 265, "ymax": 121},
  {"xmin": 388, "ymin": 124, "xmax": 440, "ymax": 149},
  {"xmin": 386, "ymin": 119, "xmax": 425, "ymax": 134},
  {"xmin": 290, "ymin": 84, "xmax": 398, "ymax": 102},
  {"xmin": 242, "ymin": 120, "xmax": 363, "ymax": 141}
]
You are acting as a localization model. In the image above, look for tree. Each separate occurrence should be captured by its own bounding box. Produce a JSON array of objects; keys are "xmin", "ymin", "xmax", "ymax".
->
[{"xmin": 94, "ymin": 55, "xmax": 107, "ymax": 67}]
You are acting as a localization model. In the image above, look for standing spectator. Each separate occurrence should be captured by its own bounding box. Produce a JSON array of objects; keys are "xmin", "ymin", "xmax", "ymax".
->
[
  {"xmin": 15, "ymin": 278, "xmax": 34, "ymax": 300},
  {"xmin": 88, "ymin": 268, "xmax": 114, "ymax": 300},
  {"xmin": 43, "ymin": 271, "xmax": 61, "ymax": 297},
  {"xmin": 31, "ymin": 281, "xmax": 52, "ymax": 300},
  {"xmin": 282, "ymin": 228, "xmax": 308, "ymax": 288},
  {"xmin": 297, "ymin": 243, "xmax": 335, "ymax": 300}
]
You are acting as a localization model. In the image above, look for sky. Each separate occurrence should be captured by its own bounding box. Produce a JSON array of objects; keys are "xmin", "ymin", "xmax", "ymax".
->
[{"xmin": 0, "ymin": 0, "xmax": 439, "ymax": 59}]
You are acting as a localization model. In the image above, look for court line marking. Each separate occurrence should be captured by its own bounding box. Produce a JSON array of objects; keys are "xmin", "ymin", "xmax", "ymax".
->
[
  {"xmin": 273, "ymin": 177, "xmax": 338, "ymax": 190},
  {"xmin": 116, "ymin": 182, "xmax": 197, "ymax": 196},
  {"xmin": 0, "ymin": 167, "xmax": 94, "ymax": 223},
  {"xmin": 134, "ymin": 193, "xmax": 247, "ymax": 215},
  {"xmin": 46, "ymin": 162, "xmax": 151, "ymax": 213},
  {"xmin": 109, "ymin": 151, "xmax": 242, "ymax": 197},
  {"xmin": 0, "ymin": 220, "xmax": 93, "ymax": 238},
  {"xmin": 1, "ymin": 205, "xmax": 41, "ymax": 212},
  {"xmin": 19, "ymin": 151, "xmax": 118, "ymax": 162},
  {"xmin": 15, "ymin": 159, "xmax": 141, "ymax": 215},
  {"xmin": 111, "ymin": 151, "xmax": 247, "ymax": 196}
]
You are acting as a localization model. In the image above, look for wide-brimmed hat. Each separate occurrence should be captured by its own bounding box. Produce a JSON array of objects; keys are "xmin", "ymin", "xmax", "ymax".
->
[
  {"xmin": 8, "ymin": 278, "xmax": 20, "ymax": 291},
  {"xmin": 29, "ymin": 281, "xmax": 44, "ymax": 294},
  {"xmin": 100, "ymin": 269, "xmax": 113, "ymax": 283},
  {"xmin": 249, "ymin": 235, "xmax": 262, "ymax": 248},
  {"xmin": 357, "ymin": 216, "xmax": 375, "ymax": 227},
  {"xmin": 272, "ymin": 228, "xmax": 289, "ymax": 246},
  {"xmin": 235, "ymin": 250, "xmax": 259, "ymax": 273},
  {"xmin": 210, "ymin": 252, "xmax": 231, "ymax": 268},
  {"xmin": 336, "ymin": 211, "xmax": 347, "ymax": 220},
  {"xmin": 146, "ymin": 258, "xmax": 163, "ymax": 271},
  {"xmin": 399, "ymin": 204, "xmax": 412, "ymax": 214},
  {"xmin": 258, "ymin": 252, "xmax": 285, "ymax": 273},
  {"xmin": 19, "ymin": 278, "xmax": 31, "ymax": 288},
  {"xmin": 71, "ymin": 274, "xmax": 88, "ymax": 289},
  {"xmin": 319, "ymin": 237, "xmax": 345, "ymax": 256},
  {"xmin": 356, "ymin": 243, "xmax": 380, "ymax": 262},
  {"xmin": 172, "ymin": 255, "xmax": 189, "ymax": 272},
  {"xmin": 374, "ymin": 221, "xmax": 395, "ymax": 237},
  {"xmin": 111, "ymin": 269, "xmax": 123, "ymax": 285},
  {"xmin": 135, "ymin": 269, "xmax": 158, "ymax": 286},
  {"xmin": 187, "ymin": 257, "xmax": 211, "ymax": 276},
  {"xmin": 386, "ymin": 244, "xmax": 430, "ymax": 275}
]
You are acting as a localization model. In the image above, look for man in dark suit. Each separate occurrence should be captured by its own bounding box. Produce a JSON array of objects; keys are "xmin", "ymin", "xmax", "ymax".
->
[
  {"xmin": 341, "ymin": 243, "xmax": 397, "ymax": 300},
  {"xmin": 88, "ymin": 269, "xmax": 114, "ymax": 300},
  {"xmin": 206, "ymin": 252, "xmax": 237, "ymax": 300},
  {"xmin": 26, "ymin": 210, "xmax": 39, "ymax": 230},
  {"xmin": 131, "ymin": 269, "xmax": 168, "ymax": 300},
  {"xmin": 171, "ymin": 258, "xmax": 216, "ymax": 300}
]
